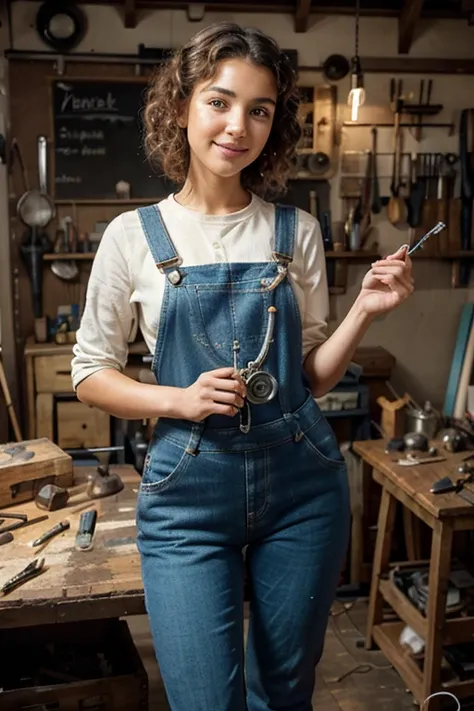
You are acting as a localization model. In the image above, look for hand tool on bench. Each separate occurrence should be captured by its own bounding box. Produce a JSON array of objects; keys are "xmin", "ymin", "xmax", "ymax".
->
[{"xmin": 0, "ymin": 558, "xmax": 46, "ymax": 595}]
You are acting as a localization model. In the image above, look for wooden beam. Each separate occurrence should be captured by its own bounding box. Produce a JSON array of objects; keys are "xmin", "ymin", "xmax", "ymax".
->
[
  {"xmin": 462, "ymin": 0, "xmax": 474, "ymax": 25},
  {"xmin": 300, "ymin": 56, "xmax": 474, "ymax": 75},
  {"xmin": 124, "ymin": 0, "xmax": 137, "ymax": 28},
  {"xmin": 295, "ymin": 0, "xmax": 312, "ymax": 33},
  {"xmin": 398, "ymin": 0, "xmax": 425, "ymax": 54}
]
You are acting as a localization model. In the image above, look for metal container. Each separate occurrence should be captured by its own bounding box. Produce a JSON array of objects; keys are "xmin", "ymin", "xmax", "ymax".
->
[{"xmin": 405, "ymin": 401, "xmax": 440, "ymax": 439}]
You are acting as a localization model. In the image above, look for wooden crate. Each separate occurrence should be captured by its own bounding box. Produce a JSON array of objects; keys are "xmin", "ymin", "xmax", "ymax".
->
[
  {"xmin": 0, "ymin": 437, "xmax": 73, "ymax": 508},
  {"xmin": 0, "ymin": 619, "xmax": 148, "ymax": 710}
]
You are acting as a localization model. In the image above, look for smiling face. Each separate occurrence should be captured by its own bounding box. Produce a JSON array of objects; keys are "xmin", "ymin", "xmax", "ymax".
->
[{"xmin": 180, "ymin": 58, "xmax": 278, "ymax": 183}]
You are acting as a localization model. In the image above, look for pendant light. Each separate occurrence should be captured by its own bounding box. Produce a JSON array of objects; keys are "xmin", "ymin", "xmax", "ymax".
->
[{"xmin": 347, "ymin": 0, "xmax": 365, "ymax": 122}]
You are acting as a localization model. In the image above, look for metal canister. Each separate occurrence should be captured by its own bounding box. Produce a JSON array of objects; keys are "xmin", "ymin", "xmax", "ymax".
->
[{"xmin": 404, "ymin": 401, "xmax": 440, "ymax": 439}]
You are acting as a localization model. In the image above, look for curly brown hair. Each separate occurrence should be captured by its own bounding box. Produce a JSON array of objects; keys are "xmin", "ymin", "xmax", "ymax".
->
[{"xmin": 143, "ymin": 22, "xmax": 301, "ymax": 198}]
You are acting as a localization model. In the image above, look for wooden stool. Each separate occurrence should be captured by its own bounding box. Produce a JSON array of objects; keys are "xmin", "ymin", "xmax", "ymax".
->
[{"xmin": 353, "ymin": 439, "xmax": 474, "ymax": 711}]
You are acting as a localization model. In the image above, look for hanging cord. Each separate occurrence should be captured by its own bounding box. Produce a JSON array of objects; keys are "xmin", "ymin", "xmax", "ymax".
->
[
  {"xmin": 354, "ymin": 0, "xmax": 360, "ymax": 57},
  {"xmin": 422, "ymin": 692, "xmax": 460, "ymax": 710},
  {"xmin": 328, "ymin": 601, "xmax": 392, "ymax": 683}
]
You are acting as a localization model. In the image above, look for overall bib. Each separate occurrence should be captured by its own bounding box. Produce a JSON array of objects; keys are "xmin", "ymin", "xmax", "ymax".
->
[{"xmin": 136, "ymin": 203, "xmax": 350, "ymax": 711}]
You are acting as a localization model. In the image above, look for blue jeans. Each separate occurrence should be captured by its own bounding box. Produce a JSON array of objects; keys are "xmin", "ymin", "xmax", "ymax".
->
[{"xmin": 137, "ymin": 402, "xmax": 350, "ymax": 711}]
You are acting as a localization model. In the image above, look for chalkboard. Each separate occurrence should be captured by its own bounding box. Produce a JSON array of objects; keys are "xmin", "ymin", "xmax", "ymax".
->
[{"xmin": 52, "ymin": 79, "xmax": 174, "ymax": 200}]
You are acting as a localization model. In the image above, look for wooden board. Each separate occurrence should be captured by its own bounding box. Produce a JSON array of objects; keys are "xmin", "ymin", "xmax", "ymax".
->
[
  {"xmin": 0, "ymin": 464, "xmax": 145, "ymax": 628},
  {"xmin": 443, "ymin": 303, "xmax": 474, "ymax": 417},
  {"xmin": 0, "ymin": 437, "xmax": 73, "ymax": 508},
  {"xmin": 353, "ymin": 437, "xmax": 474, "ymax": 520}
]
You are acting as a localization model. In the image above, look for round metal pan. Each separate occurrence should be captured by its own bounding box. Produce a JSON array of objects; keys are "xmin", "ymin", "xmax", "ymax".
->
[{"xmin": 17, "ymin": 136, "xmax": 55, "ymax": 229}]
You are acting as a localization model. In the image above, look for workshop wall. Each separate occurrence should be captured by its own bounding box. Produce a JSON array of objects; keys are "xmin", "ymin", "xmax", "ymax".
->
[{"xmin": 9, "ymin": 2, "xmax": 474, "ymax": 408}]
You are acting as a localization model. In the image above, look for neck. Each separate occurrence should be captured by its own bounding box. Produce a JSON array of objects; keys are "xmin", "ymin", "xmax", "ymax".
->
[{"xmin": 175, "ymin": 160, "xmax": 251, "ymax": 215}]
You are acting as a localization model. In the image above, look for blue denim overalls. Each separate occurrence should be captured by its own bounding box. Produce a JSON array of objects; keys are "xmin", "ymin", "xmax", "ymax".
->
[{"xmin": 136, "ymin": 202, "xmax": 350, "ymax": 711}]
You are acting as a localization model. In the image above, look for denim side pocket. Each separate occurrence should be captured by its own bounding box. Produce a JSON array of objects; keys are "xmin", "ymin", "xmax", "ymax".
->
[{"xmin": 300, "ymin": 418, "xmax": 346, "ymax": 470}]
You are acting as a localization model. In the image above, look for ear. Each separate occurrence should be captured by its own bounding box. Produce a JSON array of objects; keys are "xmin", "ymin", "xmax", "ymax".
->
[{"xmin": 177, "ymin": 101, "xmax": 188, "ymax": 129}]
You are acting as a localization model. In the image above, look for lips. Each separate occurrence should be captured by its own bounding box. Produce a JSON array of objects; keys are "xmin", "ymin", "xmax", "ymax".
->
[{"xmin": 214, "ymin": 142, "xmax": 249, "ymax": 156}]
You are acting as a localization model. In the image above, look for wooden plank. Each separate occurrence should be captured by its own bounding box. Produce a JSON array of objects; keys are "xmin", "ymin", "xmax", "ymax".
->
[
  {"xmin": 36, "ymin": 393, "xmax": 53, "ymax": 439},
  {"xmin": 422, "ymin": 519, "xmax": 453, "ymax": 705},
  {"xmin": 372, "ymin": 622, "xmax": 424, "ymax": 703},
  {"xmin": 365, "ymin": 486, "xmax": 397, "ymax": 648},
  {"xmin": 295, "ymin": 0, "xmax": 311, "ymax": 32},
  {"xmin": 379, "ymin": 578, "xmax": 428, "ymax": 640}
]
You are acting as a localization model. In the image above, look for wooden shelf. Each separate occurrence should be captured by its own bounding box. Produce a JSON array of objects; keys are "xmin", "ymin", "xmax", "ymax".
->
[
  {"xmin": 373, "ymin": 621, "xmax": 474, "ymax": 703},
  {"xmin": 373, "ymin": 622, "xmax": 424, "ymax": 700},
  {"xmin": 43, "ymin": 253, "xmax": 95, "ymax": 261},
  {"xmin": 410, "ymin": 251, "xmax": 474, "ymax": 260},
  {"xmin": 54, "ymin": 198, "xmax": 160, "ymax": 206},
  {"xmin": 379, "ymin": 576, "xmax": 474, "ymax": 646},
  {"xmin": 325, "ymin": 251, "xmax": 379, "ymax": 259}
]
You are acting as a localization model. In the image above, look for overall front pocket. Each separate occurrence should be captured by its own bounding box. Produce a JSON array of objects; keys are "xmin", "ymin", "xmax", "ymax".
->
[{"xmin": 140, "ymin": 435, "xmax": 193, "ymax": 495}]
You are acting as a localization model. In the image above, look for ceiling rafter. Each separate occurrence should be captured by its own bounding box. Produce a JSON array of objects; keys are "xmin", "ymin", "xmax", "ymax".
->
[
  {"xmin": 124, "ymin": 0, "xmax": 137, "ymax": 27},
  {"xmin": 295, "ymin": 0, "xmax": 312, "ymax": 32},
  {"xmin": 398, "ymin": 0, "xmax": 425, "ymax": 54}
]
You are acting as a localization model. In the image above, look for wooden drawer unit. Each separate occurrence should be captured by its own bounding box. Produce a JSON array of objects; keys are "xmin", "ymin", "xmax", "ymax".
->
[
  {"xmin": 57, "ymin": 400, "xmax": 110, "ymax": 449},
  {"xmin": 34, "ymin": 354, "xmax": 74, "ymax": 393},
  {"xmin": 25, "ymin": 338, "xmax": 149, "ymax": 447}
]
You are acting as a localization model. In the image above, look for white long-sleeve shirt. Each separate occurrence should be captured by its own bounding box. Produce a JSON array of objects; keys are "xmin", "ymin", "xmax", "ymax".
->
[{"xmin": 71, "ymin": 192, "xmax": 329, "ymax": 390}]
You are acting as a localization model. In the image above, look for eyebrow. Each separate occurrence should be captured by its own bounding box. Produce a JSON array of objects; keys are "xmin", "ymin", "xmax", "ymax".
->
[{"xmin": 202, "ymin": 85, "xmax": 276, "ymax": 106}]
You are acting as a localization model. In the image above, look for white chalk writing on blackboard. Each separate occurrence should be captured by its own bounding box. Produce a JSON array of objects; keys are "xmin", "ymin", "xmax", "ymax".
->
[
  {"xmin": 55, "ymin": 175, "xmax": 83, "ymax": 184},
  {"xmin": 81, "ymin": 146, "xmax": 106, "ymax": 156},
  {"xmin": 60, "ymin": 91, "xmax": 118, "ymax": 114},
  {"xmin": 59, "ymin": 128, "xmax": 105, "ymax": 142}
]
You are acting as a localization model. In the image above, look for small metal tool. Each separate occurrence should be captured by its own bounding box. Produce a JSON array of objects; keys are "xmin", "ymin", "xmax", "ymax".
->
[
  {"xmin": 75, "ymin": 508, "xmax": 97, "ymax": 551},
  {"xmin": 407, "ymin": 221, "xmax": 446, "ymax": 256},
  {"xmin": 0, "ymin": 512, "xmax": 48, "ymax": 534},
  {"xmin": 1, "ymin": 558, "xmax": 46, "ymax": 595},
  {"xmin": 239, "ymin": 307, "xmax": 279, "ymax": 406},
  {"xmin": 397, "ymin": 453, "xmax": 446, "ymax": 466},
  {"xmin": 31, "ymin": 520, "xmax": 70, "ymax": 547}
]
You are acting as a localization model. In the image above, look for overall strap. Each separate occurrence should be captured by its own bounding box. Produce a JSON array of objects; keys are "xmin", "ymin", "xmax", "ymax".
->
[
  {"xmin": 137, "ymin": 205, "xmax": 182, "ymax": 282},
  {"xmin": 273, "ymin": 204, "xmax": 297, "ymax": 264}
]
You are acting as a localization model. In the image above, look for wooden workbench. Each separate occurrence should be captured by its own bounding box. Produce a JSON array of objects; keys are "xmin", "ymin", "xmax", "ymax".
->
[
  {"xmin": 0, "ymin": 464, "xmax": 145, "ymax": 629},
  {"xmin": 353, "ymin": 439, "xmax": 474, "ymax": 710}
]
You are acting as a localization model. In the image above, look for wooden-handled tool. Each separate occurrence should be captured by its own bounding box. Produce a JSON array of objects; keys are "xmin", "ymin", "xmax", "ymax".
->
[
  {"xmin": 0, "ymin": 357, "xmax": 22, "ymax": 441},
  {"xmin": 387, "ymin": 82, "xmax": 408, "ymax": 229},
  {"xmin": 370, "ymin": 127, "xmax": 382, "ymax": 214}
]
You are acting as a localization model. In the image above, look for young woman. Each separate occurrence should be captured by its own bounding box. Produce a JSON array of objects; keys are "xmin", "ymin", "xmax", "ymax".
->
[{"xmin": 72, "ymin": 22, "xmax": 413, "ymax": 711}]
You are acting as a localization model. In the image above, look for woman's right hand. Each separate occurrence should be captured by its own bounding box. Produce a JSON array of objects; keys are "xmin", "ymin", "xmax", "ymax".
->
[{"xmin": 180, "ymin": 367, "xmax": 247, "ymax": 422}]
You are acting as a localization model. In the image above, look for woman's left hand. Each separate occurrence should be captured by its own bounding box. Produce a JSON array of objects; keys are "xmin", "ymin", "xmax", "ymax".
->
[{"xmin": 357, "ymin": 244, "xmax": 414, "ymax": 316}]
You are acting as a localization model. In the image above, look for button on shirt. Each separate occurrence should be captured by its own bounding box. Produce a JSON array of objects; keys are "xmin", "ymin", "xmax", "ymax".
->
[{"xmin": 71, "ymin": 193, "xmax": 329, "ymax": 389}]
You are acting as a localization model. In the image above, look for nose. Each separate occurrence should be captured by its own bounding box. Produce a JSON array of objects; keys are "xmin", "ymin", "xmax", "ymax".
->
[{"xmin": 225, "ymin": 108, "xmax": 247, "ymax": 138}]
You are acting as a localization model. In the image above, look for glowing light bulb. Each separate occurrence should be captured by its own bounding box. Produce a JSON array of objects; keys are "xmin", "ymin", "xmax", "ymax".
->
[
  {"xmin": 348, "ymin": 86, "xmax": 366, "ymax": 121},
  {"xmin": 347, "ymin": 56, "xmax": 365, "ymax": 122}
]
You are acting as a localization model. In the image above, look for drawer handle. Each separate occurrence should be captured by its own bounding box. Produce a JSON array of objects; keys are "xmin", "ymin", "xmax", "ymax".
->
[{"xmin": 56, "ymin": 370, "xmax": 72, "ymax": 376}]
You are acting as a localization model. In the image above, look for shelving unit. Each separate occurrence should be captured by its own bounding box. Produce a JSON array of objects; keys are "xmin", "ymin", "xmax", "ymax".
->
[
  {"xmin": 54, "ymin": 198, "xmax": 160, "ymax": 206},
  {"xmin": 43, "ymin": 253, "xmax": 95, "ymax": 261}
]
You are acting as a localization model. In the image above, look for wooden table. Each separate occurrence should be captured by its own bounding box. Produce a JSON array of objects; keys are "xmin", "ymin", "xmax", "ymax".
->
[
  {"xmin": 0, "ymin": 464, "xmax": 145, "ymax": 629},
  {"xmin": 353, "ymin": 438, "xmax": 474, "ymax": 710}
]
